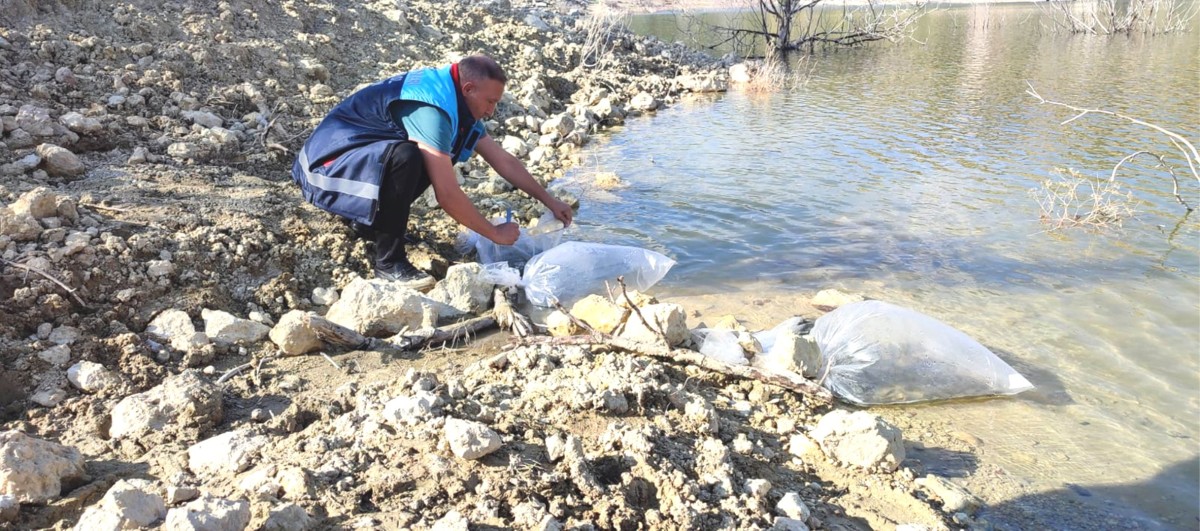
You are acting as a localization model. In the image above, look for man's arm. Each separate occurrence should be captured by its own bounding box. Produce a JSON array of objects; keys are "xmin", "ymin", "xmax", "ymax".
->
[
  {"xmin": 474, "ymin": 136, "xmax": 574, "ymax": 226},
  {"xmin": 415, "ymin": 142, "xmax": 520, "ymax": 245}
]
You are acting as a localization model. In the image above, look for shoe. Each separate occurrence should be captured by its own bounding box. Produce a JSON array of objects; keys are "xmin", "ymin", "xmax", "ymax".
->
[{"xmin": 374, "ymin": 259, "xmax": 435, "ymax": 292}]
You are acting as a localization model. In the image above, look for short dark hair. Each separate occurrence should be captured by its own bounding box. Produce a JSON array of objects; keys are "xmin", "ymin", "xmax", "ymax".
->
[{"xmin": 459, "ymin": 54, "xmax": 507, "ymax": 84}]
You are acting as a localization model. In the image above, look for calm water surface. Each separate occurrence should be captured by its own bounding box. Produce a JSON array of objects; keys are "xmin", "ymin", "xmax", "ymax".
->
[{"xmin": 560, "ymin": 5, "xmax": 1200, "ymax": 529}]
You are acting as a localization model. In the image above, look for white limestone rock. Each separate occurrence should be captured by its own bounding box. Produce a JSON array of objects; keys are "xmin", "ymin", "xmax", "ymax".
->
[
  {"xmin": 74, "ymin": 479, "xmax": 166, "ymax": 530},
  {"xmin": 775, "ymin": 492, "xmax": 812, "ymax": 520},
  {"xmin": 325, "ymin": 278, "xmax": 457, "ymax": 336},
  {"xmin": 427, "ymin": 263, "xmax": 493, "ymax": 314},
  {"xmin": 162, "ymin": 495, "xmax": 250, "ymax": 531},
  {"xmin": 569, "ymin": 295, "xmax": 628, "ymax": 334},
  {"xmin": 915, "ymin": 475, "xmax": 983, "ymax": 514},
  {"xmin": 67, "ymin": 361, "xmax": 119, "ymax": 393},
  {"xmin": 146, "ymin": 309, "xmax": 209, "ymax": 352},
  {"xmin": 187, "ymin": 431, "xmax": 267, "ymax": 477},
  {"xmin": 0, "ymin": 431, "xmax": 85, "ymax": 503},
  {"xmin": 261, "ymin": 503, "xmax": 313, "ymax": 531},
  {"xmin": 201, "ymin": 309, "xmax": 269, "ymax": 345},
  {"xmin": 268, "ymin": 310, "xmax": 322, "ymax": 356},
  {"xmin": 443, "ymin": 418, "xmax": 502, "ymax": 460},
  {"xmin": 629, "ymin": 91, "xmax": 659, "ymax": 111},
  {"xmin": 108, "ymin": 370, "xmax": 223, "ymax": 442},
  {"xmin": 810, "ymin": 410, "xmax": 905, "ymax": 472},
  {"xmin": 311, "ymin": 286, "xmax": 338, "ymax": 306},
  {"xmin": 616, "ymin": 303, "xmax": 688, "ymax": 346},
  {"xmin": 37, "ymin": 345, "xmax": 71, "ymax": 366}
]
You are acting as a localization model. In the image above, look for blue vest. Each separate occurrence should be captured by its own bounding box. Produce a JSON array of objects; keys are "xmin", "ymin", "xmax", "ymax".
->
[{"xmin": 291, "ymin": 66, "xmax": 487, "ymax": 225}]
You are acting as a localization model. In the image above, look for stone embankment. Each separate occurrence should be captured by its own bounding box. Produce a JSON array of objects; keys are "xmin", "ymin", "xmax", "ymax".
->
[{"xmin": 1, "ymin": 0, "xmax": 982, "ymax": 529}]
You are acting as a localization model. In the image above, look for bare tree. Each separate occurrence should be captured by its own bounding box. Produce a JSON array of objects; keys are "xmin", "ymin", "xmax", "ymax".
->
[
  {"xmin": 1040, "ymin": 0, "xmax": 1198, "ymax": 35},
  {"xmin": 709, "ymin": 0, "xmax": 927, "ymax": 53}
]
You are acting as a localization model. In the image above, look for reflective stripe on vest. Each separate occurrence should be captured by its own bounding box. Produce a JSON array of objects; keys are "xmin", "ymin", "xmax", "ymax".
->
[{"xmin": 297, "ymin": 147, "xmax": 380, "ymax": 200}]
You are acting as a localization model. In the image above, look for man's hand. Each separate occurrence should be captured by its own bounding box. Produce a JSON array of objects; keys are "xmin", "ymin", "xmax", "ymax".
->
[
  {"xmin": 490, "ymin": 222, "xmax": 520, "ymax": 245},
  {"xmin": 544, "ymin": 197, "xmax": 573, "ymax": 227}
]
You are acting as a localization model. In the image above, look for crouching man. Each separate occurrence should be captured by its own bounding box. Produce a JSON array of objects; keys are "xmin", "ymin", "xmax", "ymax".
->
[{"xmin": 292, "ymin": 54, "xmax": 573, "ymax": 290}]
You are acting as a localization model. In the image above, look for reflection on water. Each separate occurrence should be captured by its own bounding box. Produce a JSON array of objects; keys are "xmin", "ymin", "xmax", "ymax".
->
[{"xmin": 562, "ymin": 5, "xmax": 1200, "ymax": 529}]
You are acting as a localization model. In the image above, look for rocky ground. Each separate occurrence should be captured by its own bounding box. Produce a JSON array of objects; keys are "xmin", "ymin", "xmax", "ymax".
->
[{"xmin": 1, "ymin": 0, "xmax": 984, "ymax": 529}]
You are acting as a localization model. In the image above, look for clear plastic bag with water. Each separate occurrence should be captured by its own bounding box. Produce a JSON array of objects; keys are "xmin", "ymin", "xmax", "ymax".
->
[
  {"xmin": 811, "ymin": 300, "xmax": 1034, "ymax": 405},
  {"xmin": 694, "ymin": 328, "xmax": 750, "ymax": 366},
  {"xmin": 522, "ymin": 241, "xmax": 675, "ymax": 307},
  {"xmin": 458, "ymin": 212, "xmax": 566, "ymax": 268}
]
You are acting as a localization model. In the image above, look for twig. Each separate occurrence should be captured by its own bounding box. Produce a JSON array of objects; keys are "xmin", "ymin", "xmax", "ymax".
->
[
  {"xmin": 217, "ymin": 363, "xmax": 251, "ymax": 384},
  {"xmin": 320, "ymin": 352, "xmax": 342, "ymax": 370},
  {"xmin": 390, "ymin": 314, "xmax": 499, "ymax": 351},
  {"xmin": 617, "ymin": 276, "xmax": 668, "ymax": 346},
  {"xmin": 0, "ymin": 258, "xmax": 90, "ymax": 309},
  {"xmin": 552, "ymin": 301, "xmax": 602, "ymax": 337}
]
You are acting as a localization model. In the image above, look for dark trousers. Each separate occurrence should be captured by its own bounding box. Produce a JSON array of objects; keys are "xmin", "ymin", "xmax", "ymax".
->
[{"xmin": 371, "ymin": 141, "xmax": 430, "ymax": 271}]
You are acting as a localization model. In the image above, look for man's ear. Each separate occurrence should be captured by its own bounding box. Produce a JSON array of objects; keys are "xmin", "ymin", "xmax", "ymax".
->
[{"xmin": 461, "ymin": 80, "xmax": 475, "ymax": 95}]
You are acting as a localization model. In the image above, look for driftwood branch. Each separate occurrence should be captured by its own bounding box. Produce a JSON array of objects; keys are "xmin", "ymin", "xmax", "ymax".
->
[
  {"xmin": 1, "ymin": 258, "xmax": 90, "ymax": 309},
  {"xmin": 518, "ymin": 335, "xmax": 833, "ymax": 404},
  {"xmin": 389, "ymin": 314, "xmax": 498, "ymax": 351},
  {"xmin": 303, "ymin": 314, "xmax": 375, "ymax": 350}
]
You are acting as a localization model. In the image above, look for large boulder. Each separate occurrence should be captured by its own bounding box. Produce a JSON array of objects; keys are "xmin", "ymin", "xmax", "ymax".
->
[
  {"xmin": 108, "ymin": 370, "xmax": 223, "ymax": 444},
  {"xmin": 201, "ymin": 309, "xmax": 269, "ymax": 345},
  {"xmin": 268, "ymin": 311, "xmax": 322, "ymax": 356},
  {"xmin": 325, "ymin": 278, "xmax": 456, "ymax": 336},
  {"xmin": 74, "ymin": 479, "xmax": 166, "ymax": 530},
  {"xmin": 0, "ymin": 431, "xmax": 86, "ymax": 503},
  {"xmin": 427, "ymin": 263, "xmax": 493, "ymax": 315},
  {"xmin": 810, "ymin": 410, "xmax": 905, "ymax": 472}
]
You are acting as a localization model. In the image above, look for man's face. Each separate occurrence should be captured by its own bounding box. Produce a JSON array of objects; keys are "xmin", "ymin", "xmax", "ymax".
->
[{"xmin": 463, "ymin": 77, "xmax": 505, "ymax": 120}]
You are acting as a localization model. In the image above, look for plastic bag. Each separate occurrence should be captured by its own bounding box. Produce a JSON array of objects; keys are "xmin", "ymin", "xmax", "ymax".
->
[
  {"xmin": 522, "ymin": 241, "xmax": 675, "ymax": 307},
  {"xmin": 460, "ymin": 212, "xmax": 566, "ymax": 268},
  {"xmin": 811, "ymin": 300, "xmax": 1034, "ymax": 405},
  {"xmin": 480, "ymin": 262, "xmax": 522, "ymax": 288},
  {"xmin": 695, "ymin": 329, "xmax": 750, "ymax": 366}
]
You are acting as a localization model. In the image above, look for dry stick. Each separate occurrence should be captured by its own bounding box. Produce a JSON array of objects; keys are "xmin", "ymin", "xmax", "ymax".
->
[
  {"xmin": 320, "ymin": 352, "xmax": 342, "ymax": 370},
  {"xmin": 616, "ymin": 276, "xmax": 669, "ymax": 346},
  {"xmin": 521, "ymin": 335, "xmax": 833, "ymax": 404},
  {"xmin": 217, "ymin": 355, "xmax": 278, "ymax": 385},
  {"xmin": 552, "ymin": 301, "xmax": 602, "ymax": 338},
  {"xmin": 1111, "ymin": 151, "xmax": 1192, "ymax": 211},
  {"xmin": 0, "ymin": 258, "xmax": 89, "ymax": 309},
  {"xmin": 392, "ymin": 315, "xmax": 498, "ymax": 351}
]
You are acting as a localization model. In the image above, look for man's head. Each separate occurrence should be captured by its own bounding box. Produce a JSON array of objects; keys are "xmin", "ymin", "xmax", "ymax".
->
[{"xmin": 458, "ymin": 54, "xmax": 507, "ymax": 121}]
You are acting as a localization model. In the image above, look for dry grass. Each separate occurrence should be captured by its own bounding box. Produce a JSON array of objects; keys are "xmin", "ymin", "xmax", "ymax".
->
[
  {"xmin": 578, "ymin": 4, "xmax": 629, "ymax": 71},
  {"xmin": 734, "ymin": 51, "xmax": 810, "ymax": 95},
  {"xmin": 1031, "ymin": 167, "xmax": 1137, "ymax": 231}
]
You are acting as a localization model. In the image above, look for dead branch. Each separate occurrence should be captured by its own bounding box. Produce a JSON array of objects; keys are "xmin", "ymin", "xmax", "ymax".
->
[
  {"xmin": 1, "ymin": 258, "xmax": 90, "ymax": 309},
  {"xmin": 1028, "ymin": 83, "xmax": 1198, "ymax": 213},
  {"xmin": 493, "ymin": 287, "xmax": 532, "ymax": 337},
  {"xmin": 390, "ymin": 314, "xmax": 498, "ymax": 351},
  {"xmin": 303, "ymin": 313, "xmax": 376, "ymax": 350},
  {"xmin": 217, "ymin": 355, "xmax": 277, "ymax": 385},
  {"xmin": 553, "ymin": 301, "xmax": 602, "ymax": 337},
  {"xmin": 519, "ymin": 335, "xmax": 833, "ymax": 404}
]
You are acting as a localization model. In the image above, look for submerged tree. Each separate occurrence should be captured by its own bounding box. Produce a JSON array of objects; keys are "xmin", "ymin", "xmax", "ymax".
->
[{"xmin": 708, "ymin": 0, "xmax": 927, "ymax": 53}]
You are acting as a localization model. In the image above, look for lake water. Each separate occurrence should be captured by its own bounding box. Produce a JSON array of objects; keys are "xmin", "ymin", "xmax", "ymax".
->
[{"xmin": 558, "ymin": 4, "xmax": 1200, "ymax": 530}]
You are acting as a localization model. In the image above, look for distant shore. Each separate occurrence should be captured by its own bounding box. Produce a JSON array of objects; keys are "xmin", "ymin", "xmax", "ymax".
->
[{"xmin": 602, "ymin": 0, "xmax": 1040, "ymax": 13}]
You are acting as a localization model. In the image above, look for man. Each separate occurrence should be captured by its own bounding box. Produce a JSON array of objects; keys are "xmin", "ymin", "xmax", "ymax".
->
[{"xmin": 292, "ymin": 54, "xmax": 573, "ymax": 290}]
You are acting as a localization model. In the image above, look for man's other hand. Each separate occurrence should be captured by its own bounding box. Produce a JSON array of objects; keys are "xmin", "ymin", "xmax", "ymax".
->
[
  {"xmin": 545, "ymin": 197, "xmax": 573, "ymax": 227},
  {"xmin": 490, "ymin": 222, "xmax": 520, "ymax": 245}
]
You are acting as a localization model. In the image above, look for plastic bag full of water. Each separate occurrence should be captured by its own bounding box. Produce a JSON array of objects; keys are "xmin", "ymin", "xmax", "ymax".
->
[
  {"xmin": 811, "ymin": 300, "xmax": 1034, "ymax": 405},
  {"xmin": 522, "ymin": 241, "xmax": 675, "ymax": 307}
]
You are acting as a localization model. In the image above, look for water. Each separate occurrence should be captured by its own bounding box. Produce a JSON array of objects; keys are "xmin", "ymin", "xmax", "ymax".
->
[{"xmin": 560, "ymin": 5, "xmax": 1200, "ymax": 529}]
